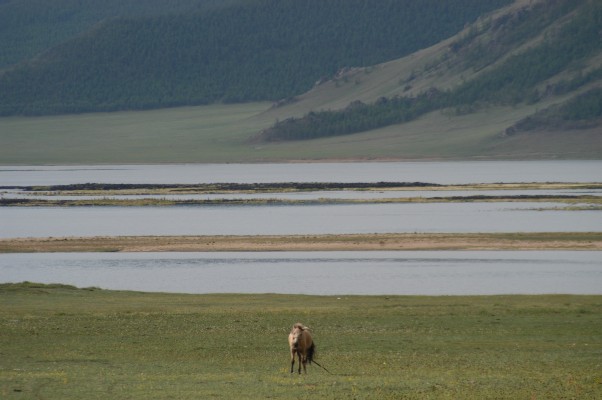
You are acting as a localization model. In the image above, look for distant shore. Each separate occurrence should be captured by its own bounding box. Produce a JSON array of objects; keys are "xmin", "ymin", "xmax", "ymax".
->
[{"xmin": 1, "ymin": 232, "xmax": 601, "ymax": 253}]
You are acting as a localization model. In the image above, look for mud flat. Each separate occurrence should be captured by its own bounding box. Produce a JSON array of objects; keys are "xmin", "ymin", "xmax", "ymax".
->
[{"xmin": 1, "ymin": 232, "xmax": 601, "ymax": 253}]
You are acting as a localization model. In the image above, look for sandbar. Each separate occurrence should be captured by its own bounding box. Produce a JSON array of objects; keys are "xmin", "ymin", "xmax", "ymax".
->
[{"xmin": 1, "ymin": 232, "xmax": 601, "ymax": 253}]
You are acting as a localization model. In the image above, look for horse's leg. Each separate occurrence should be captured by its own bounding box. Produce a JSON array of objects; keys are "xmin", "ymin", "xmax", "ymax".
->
[
  {"xmin": 301, "ymin": 352, "xmax": 307, "ymax": 374},
  {"xmin": 298, "ymin": 352, "xmax": 302, "ymax": 374},
  {"xmin": 290, "ymin": 349, "xmax": 295, "ymax": 373}
]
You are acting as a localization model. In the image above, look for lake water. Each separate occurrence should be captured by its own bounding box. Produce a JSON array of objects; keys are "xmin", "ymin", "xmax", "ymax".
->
[
  {"xmin": 1, "ymin": 161, "xmax": 602, "ymax": 238},
  {"xmin": 1, "ymin": 160, "xmax": 602, "ymax": 186},
  {"xmin": 1, "ymin": 251, "xmax": 600, "ymax": 295},
  {"xmin": 1, "ymin": 161, "xmax": 601, "ymax": 295},
  {"xmin": 2, "ymin": 202, "xmax": 602, "ymax": 238}
]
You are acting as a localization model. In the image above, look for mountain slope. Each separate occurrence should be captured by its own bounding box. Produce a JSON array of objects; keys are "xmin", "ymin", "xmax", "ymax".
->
[
  {"xmin": 0, "ymin": 0, "xmax": 510, "ymax": 116},
  {"xmin": 259, "ymin": 0, "xmax": 601, "ymax": 142},
  {"xmin": 0, "ymin": 0, "xmax": 237, "ymax": 69},
  {"xmin": 0, "ymin": 0, "xmax": 600, "ymax": 163}
]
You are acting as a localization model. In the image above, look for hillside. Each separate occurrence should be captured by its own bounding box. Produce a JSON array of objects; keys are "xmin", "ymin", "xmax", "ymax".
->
[
  {"xmin": 0, "ymin": 0, "xmax": 238, "ymax": 69},
  {"xmin": 0, "ymin": 0, "xmax": 510, "ymax": 115},
  {"xmin": 0, "ymin": 0, "xmax": 600, "ymax": 163},
  {"xmin": 258, "ymin": 0, "xmax": 602, "ymax": 142}
]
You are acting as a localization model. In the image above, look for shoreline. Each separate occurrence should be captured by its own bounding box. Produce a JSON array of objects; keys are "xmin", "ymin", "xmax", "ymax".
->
[
  {"xmin": 1, "ymin": 158, "xmax": 602, "ymax": 167},
  {"xmin": 1, "ymin": 232, "xmax": 601, "ymax": 253}
]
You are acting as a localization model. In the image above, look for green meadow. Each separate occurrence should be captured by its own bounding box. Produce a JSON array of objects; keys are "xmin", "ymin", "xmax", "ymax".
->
[
  {"xmin": 0, "ymin": 103, "xmax": 272, "ymax": 164},
  {"xmin": 1, "ymin": 283, "xmax": 600, "ymax": 399},
  {"xmin": 1, "ymin": 99, "xmax": 600, "ymax": 164}
]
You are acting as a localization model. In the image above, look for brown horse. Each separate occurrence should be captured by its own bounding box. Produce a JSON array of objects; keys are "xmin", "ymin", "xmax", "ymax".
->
[{"xmin": 288, "ymin": 323, "xmax": 315, "ymax": 374}]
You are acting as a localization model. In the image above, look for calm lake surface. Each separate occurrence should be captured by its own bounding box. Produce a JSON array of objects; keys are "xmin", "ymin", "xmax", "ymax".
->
[
  {"xmin": 1, "ymin": 251, "xmax": 600, "ymax": 295},
  {"xmin": 1, "ymin": 161, "xmax": 602, "ymax": 238},
  {"xmin": 2, "ymin": 160, "xmax": 602, "ymax": 186},
  {"xmin": 1, "ymin": 202, "xmax": 602, "ymax": 238},
  {"xmin": 1, "ymin": 161, "xmax": 601, "ymax": 295}
]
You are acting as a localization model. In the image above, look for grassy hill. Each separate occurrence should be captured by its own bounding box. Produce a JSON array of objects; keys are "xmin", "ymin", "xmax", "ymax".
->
[
  {"xmin": 258, "ymin": 0, "xmax": 601, "ymax": 142},
  {"xmin": 0, "ymin": 0, "xmax": 600, "ymax": 163}
]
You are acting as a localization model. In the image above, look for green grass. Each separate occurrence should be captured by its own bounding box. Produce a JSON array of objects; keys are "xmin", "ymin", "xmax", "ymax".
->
[
  {"xmin": 1, "ymin": 283, "xmax": 601, "ymax": 399},
  {"xmin": 2, "ymin": 99, "xmax": 599, "ymax": 164},
  {"xmin": 0, "ymin": 103, "xmax": 273, "ymax": 164}
]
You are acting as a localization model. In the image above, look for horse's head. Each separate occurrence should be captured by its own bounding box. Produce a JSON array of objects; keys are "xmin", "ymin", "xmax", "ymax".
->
[
  {"xmin": 290, "ymin": 328, "xmax": 302, "ymax": 349},
  {"xmin": 290, "ymin": 323, "xmax": 307, "ymax": 349}
]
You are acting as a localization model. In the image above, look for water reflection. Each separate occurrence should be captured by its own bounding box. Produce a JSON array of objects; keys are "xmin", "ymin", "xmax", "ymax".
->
[
  {"xmin": 2, "ymin": 160, "xmax": 602, "ymax": 186},
  {"xmin": 1, "ymin": 251, "xmax": 600, "ymax": 295},
  {"xmin": 2, "ymin": 202, "xmax": 601, "ymax": 238}
]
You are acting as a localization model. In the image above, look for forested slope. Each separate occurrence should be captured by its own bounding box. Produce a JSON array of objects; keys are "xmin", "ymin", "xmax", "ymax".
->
[
  {"xmin": 0, "ymin": 0, "xmax": 510, "ymax": 116},
  {"xmin": 259, "ymin": 0, "xmax": 602, "ymax": 141},
  {"xmin": 0, "ymin": 0, "xmax": 236, "ymax": 69}
]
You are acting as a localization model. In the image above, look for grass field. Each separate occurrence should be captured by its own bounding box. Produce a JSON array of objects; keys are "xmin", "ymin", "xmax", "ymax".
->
[
  {"xmin": 1, "ymin": 283, "xmax": 601, "ymax": 399},
  {"xmin": 0, "ymin": 103, "xmax": 273, "ymax": 164},
  {"xmin": 1, "ymin": 100, "xmax": 600, "ymax": 164}
]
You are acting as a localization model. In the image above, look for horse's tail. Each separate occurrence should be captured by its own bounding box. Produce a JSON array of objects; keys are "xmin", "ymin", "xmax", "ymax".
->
[{"xmin": 307, "ymin": 342, "xmax": 316, "ymax": 364}]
